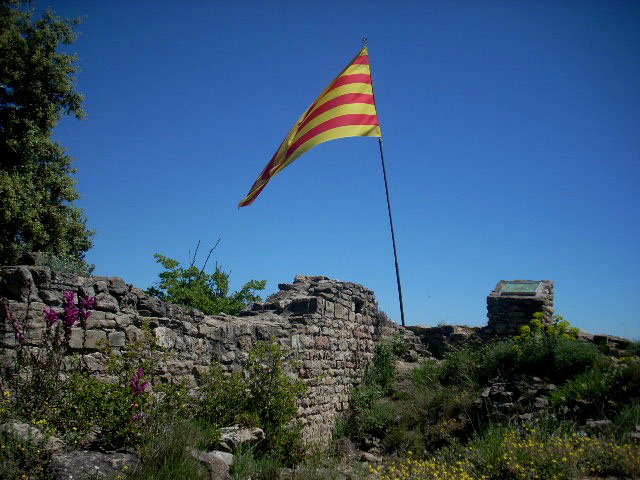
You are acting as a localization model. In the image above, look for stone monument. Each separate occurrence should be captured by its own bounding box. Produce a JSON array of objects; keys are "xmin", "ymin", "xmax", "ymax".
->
[{"xmin": 486, "ymin": 280, "xmax": 554, "ymax": 335}]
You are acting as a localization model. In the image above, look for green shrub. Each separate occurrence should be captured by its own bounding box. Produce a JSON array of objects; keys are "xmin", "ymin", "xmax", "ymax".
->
[
  {"xmin": 552, "ymin": 337, "xmax": 598, "ymax": 377},
  {"xmin": 365, "ymin": 341, "xmax": 396, "ymax": 395},
  {"xmin": 378, "ymin": 424, "xmax": 640, "ymax": 480},
  {"xmin": 153, "ymin": 379, "xmax": 195, "ymax": 420},
  {"xmin": 197, "ymin": 365, "xmax": 248, "ymax": 428},
  {"xmin": 126, "ymin": 417, "xmax": 210, "ymax": 480},
  {"xmin": 514, "ymin": 314, "xmax": 598, "ymax": 382},
  {"xmin": 348, "ymin": 383, "xmax": 382, "ymax": 441},
  {"xmin": 391, "ymin": 332, "xmax": 408, "ymax": 358},
  {"xmin": 53, "ymin": 372, "xmax": 142, "ymax": 449},
  {"xmin": 230, "ymin": 448, "xmax": 283, "ymax": 480},
  {"xmin": 242, "ymin": 340, "xmax": 306, "ymax": 465},
  {"xmin": 551, "ymin": 359, "xmax": 640, "ymax": 420},
  {"xmin": 193, "ymin": 340, "xmax": 305, "ymax": 466},
  {"xmin": 0, "ymin": 428, "xmax": 51, "ymax": 480},
  {"xmin": 147, "ymin": 253, "xmax": 266, "ymax": 315},
  {"xmin": 383, "ymin": 424, "xmax": 426, "ymax": 454},
  {"xmin": 34, "ymin": 252, "xmax": 94, "ymax": 276},
  {"xmin": 613, "ymin": 402, "xmax": 640, "ymax": 438},
  {"xmin": 437, "ymin": 345, "xmax": 484, "ymax": 389},
  {"xmin": 410, "ymin": 359, "xmax": 439, "ymax": 388}
]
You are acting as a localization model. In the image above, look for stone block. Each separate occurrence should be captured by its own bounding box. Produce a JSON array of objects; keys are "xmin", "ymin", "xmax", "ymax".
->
[
  {"xmin": 108, "ymin": 277, "xmax": 128, "ymax": 296},
  {"xmin": 94, "ymin": 293, "xmax": 119, "ymax": 313},
  {"xmin": 108, "ymin": 331, "xmax": 126, "ymax": 347},
  {"xmin": 289, "ymin": 296, "xmax": 319, "ymax": 314},
  {"xmin": 69, "ymin": 329, "xmax": 106, "ymax": 349},
  {"xmin": 125, "ymin": 325, "xmax": 144, "ymax": 342}
]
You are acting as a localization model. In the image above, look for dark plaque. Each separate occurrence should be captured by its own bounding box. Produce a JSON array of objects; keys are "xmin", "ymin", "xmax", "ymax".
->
[{"xmin": 501, "ymin": 281, "xmax": 540, "ymax": 296}]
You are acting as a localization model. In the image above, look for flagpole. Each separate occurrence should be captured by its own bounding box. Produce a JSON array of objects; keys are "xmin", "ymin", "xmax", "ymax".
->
[
  {"xmin": 377, "ymin": 137, "xmax": 406, "ymax": 327},
  {"xmin": 364, "ymin": 37, "xmax": 406, "ymax": 327}
]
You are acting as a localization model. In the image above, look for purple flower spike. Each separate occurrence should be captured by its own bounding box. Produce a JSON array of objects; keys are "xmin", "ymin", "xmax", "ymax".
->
[
  {"xmin": 80, "ymin": 296, "xmax": 96, "ymax": 310},
  {"xmin": 130, "ymin": 368, "xmax": 148, "ymax": 395},
  {"xmin": 78, "ymin": 295, "xmax": 95, "ymax": 323},
  {"xmin": 64, "ymin": 303, "xmax": 79, "ymax": 328},
  {"xmin": 64, "ymin": 290, "xmax": 76, "ymax": 306},
  {"xmin": 43, "ymin": 307, "xmax": 59, "ymax": 327},
  {"xmin": 61, "ymin": 290, "xmax": 80, "ymax": 328}
]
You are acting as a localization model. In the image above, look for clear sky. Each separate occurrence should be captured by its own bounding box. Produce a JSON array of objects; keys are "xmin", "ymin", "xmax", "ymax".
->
[{"xmin": 42, "ymin": 1, "xmax": 639, "ymax": 338}]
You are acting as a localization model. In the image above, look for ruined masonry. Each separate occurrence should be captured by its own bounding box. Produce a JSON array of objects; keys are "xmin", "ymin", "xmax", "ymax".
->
[{"xmin": 0, "ymin": 265, "xmax": 424, "ymax": 443}]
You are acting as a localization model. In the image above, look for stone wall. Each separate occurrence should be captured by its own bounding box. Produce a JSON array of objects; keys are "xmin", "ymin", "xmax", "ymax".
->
[{"xmin": 0, "ymin": 265, "xmax": 424, "ymax": 443}]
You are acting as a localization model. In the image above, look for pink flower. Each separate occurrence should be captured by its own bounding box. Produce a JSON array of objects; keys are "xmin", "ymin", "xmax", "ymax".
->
[
  {"xmin": 43, "ymin": 307, "xmax": 59, "ymax": 327},
  {"xmin": 62, "ymin": 291, "xmax": 78, "ymax": 328},
  {"xmin": 130, "ymin": 367, "xmax": 148, "ymax": 395},
  {"xmin": 79, "ymin": 296, "xmax": 94, "ymax": 322}
]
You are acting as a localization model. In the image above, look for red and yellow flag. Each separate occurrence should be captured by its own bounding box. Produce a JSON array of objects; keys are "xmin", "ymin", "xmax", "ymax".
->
[{"xmin": 239, "ymin": 46, "xmax": 381, "ymax": 207}]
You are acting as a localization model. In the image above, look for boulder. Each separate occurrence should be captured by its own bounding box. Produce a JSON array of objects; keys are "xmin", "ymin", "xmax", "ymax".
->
[
  {"xmin": 0, "ymin": 421, "xmax": 65, "ymax": 452},
  {"xmin": 218, "ymin": 425, "xmax": 265, "ymax": 453},
  {"xmin": 48, "ymin": 450, "xmax": 137, "ymax": 480},
  {"xmin": 189, "ymin": 449, "xmax": 233, "ymax": 480}
]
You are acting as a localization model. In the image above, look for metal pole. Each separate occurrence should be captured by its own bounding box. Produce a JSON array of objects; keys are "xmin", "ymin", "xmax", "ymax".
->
[{"xmin": 378, "ymin": 137, "xmax": 406, "ymax": 327}]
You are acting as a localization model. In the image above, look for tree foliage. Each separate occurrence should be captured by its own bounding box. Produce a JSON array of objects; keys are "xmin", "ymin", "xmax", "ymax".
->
[
  {"xmin": 0, "ymin": 1, "xmax": 94, "ymax": 265},
  {"xmin": 147, "ymin": 253, "xmax": 267, "ymax": 315}
]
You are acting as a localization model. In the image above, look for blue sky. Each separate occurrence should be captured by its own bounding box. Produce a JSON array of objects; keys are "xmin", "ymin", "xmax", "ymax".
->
[{"xmin": 44, "ymin": 1, "xmax": 639, "ymax": 338}]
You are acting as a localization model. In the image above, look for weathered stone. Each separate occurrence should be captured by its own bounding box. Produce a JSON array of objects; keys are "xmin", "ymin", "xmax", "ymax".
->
[
  {"xmin": 94, "ymin": 293, "xmax": 119, "ymax": 313},
  {"xmin": 49, "ymin": 451, "xmax": 137, "ymax": 480},
  {"xmin": 155, "ymin": 326, "xmax": 178, "ymax": 348},
  {"xmin": 69, "ymin": 329, "xmax": 107, "ymax": 350},
  {"xmin": 0, "ymin": 266, "xmax": 36, "ymax": 302},
  {"xmin": 125, "ymin": 325, "xmax": 145, "ymax": 342},
  {"xmin": 218, "ymin": 425, "xmax": 265, "ymax": 452},
  {"xmin": 289, "ymin": 296, "xmax": 319, "ymax": 314},
  {"xmin": 108, "ymin": 277, "xmax": 128, "ymax": 296},
  {"xmin": 586, "ymin": 419, "xmax": 612, "ymax": 430},
  {"xmin": 40, "ymin": 289, "xmax": 63, "ymax": 306},
  {"xmin": 108, "ymin": 331, "xmax": 126, "ymax": 347},
  {"xmin": 534, "ymin": 396, "xmax": 549, "ymax": 409},
  {"xmin": 82, "ymin": 352, "xmax": 107, "ymax": 371},
  {"xmin": 189, "ymin": 449, "xmax": 233, "ymax": 480},
  {"xmin": 119, "ymin": 292, "xmax": 138, "ymax": 313},
  {"xmin": 0, "ymin": 421, "xmax": 65, "ymax": 452},
  {"xmin": 360, "ymin": 452, "xmax": 382, "ymax": 463},
  {"xmin": 137, "ymin": 294, "xmax": 166, "ymax": 317}
]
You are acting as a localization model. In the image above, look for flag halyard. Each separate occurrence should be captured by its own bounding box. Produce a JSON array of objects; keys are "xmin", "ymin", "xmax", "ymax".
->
[{"xmin": 239, "ymin": 46, "xmax": 381, "ymax": 207}]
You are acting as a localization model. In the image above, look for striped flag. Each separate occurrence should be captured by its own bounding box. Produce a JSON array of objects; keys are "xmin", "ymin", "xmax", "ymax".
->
[{"xmin": 238, "ymin": 46, "xmax": 381, "ymax": 207}]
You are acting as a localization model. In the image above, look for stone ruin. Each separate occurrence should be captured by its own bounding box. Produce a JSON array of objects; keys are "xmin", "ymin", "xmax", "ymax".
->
[
  {"xmin": 408, "ymin": 279, "xmax": 631, "ymax": 358},
  {"xmin": 0, "ymin": 264, "xmax": 425, "ymax": 443},
  {"xmin": 485, "ymin": 280, "xmax": 554, "ymax": 336}
]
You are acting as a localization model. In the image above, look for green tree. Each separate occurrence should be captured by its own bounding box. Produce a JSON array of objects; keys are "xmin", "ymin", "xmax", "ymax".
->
[
  {"xmin": 0, "ymin": 1, "xmax": 94, "ymax": 265},
  {"xmin": 147, "ymin": 253, "xmax": 267, "ymax": 315}
]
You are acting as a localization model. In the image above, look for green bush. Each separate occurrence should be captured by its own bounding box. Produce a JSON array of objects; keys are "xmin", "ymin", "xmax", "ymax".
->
[
  {"xmin": 147, "ymin": 253, "xmax": 266, "ymax": 315},
  {"xmin": 551, "ymin": 359, "xmax": 640, "ymax": 420},
  {"xmin": 343, "ymin": 340, "xmax": 400, "ymax": 442},
  {"xmin": 33, "ymin": 252, "xmax": 94, "ymax": 276},
  {"xmin": 552, "ymin": 337, "xmax": 599, "ymax": 377},
  {"xmin": 613, "ymin": 402, "xmax": 640, "ymax": 438},
  {"xmin": 514, "ymin": 314, "xmax": 598, "ymax": 382},
  {"xmin": 126, "ymin": 417, "xmax": 210, "ymax": 480},
  {"xmin": 54, "ymin": 372, "xmax": 147, "ymax": 450},
  {"xmin": 365, "ymin": 341, "xmax": 396, "ymax": 395},
  {"xmin": 197, "ymin": 365, "xmax": 248, "ymax": 428},
  {"xmin": 242, "ymin": 340, "xmax": 306, "ymax": 465},
  {"xmin": 191, "ymin": 340, "xmax": 305, "ymax": 466},
  {"xmin": 349, "ymin": 383, "xmax": 397, "ymax": 442},
  {"xmin": 0, "ymin": 428, "xmax": 51, "ymax": 480}
]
